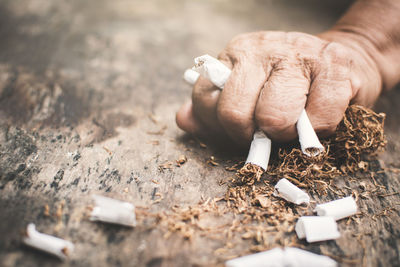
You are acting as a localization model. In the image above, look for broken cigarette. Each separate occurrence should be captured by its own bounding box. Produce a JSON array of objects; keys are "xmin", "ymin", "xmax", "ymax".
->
[
  {"xmin": 273, "ymin": 178, "xmax": 310, "ymax": 205},
  {"xmin": 297, "ymin": 109, "xmax": 324, "ymax": 157},
  {"xmin": 245, "ymin": 130, "xmax": 271, "ymax": 171},
  {"xmin": 192, "ymin": 54, "xmax": 231, "ymax": 89},
  {"xmin": 295, "ymin": 216, "xmax": 340, "ymax": 242},
  {"xmin": 90, "ymin": 195, "xmax": 137, "ymax": 227},
  {"xmin": 183, "ymin": 68, "xmax": 200, "ymax": 85},
  {"xmin": 314, "ymin": 196, "xmax": 357, "ymax": 221},
  {"xmin": 284, "ymin": 247, "xmax": 337, "ymax": 267},
  {"xmin": 225, "ymin": 247, "xmax": 337, "ymax": 267},
  {"xmin": 225, "ymin": 247, "xmax": 284, "ymax": 267},
  {"xmin": 23, "ymin": 223, "xmax": 74, "ymax": 260}
]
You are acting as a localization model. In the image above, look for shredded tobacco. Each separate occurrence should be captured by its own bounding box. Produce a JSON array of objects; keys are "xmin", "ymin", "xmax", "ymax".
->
[
  {"xmin": 237, "ymin": 105, "xmax": 386, "ymax": 191},
  {"xmin": 236, "ymin": 163, "xmax": 264, "ymax": 185},
  {"xmin": 141, "ymin": 105, "xmax": 387, "ymax": 263}
]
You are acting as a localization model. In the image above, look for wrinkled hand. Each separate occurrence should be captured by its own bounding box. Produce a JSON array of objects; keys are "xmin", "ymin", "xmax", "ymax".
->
[{"xmin": 176, "ymin": 31, "xmax": 382, "ymax": 145}]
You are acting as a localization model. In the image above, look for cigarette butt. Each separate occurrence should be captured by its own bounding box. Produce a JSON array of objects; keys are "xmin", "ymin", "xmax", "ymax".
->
[
  {"xmin": 245, "ymin": 130, "xmax": 271, "ymax": 171},
  {"xmin": 225, "ymin": 247, "xmax": 284, "ymax": 267},
  {"xmin": 295, "ymin": 216, "xmax": 340, "ymax": 242},
  {"xmin": 297, "ymin": 110, "xmax": 324, "ymax": 157},
  {"xmin": 273, "ymin": 178, "xmax": 310, "ymax": 205},
  {"xmin": 314, "ymin": 196, "xmax": 357, "ymax": 221},
  {"xmin": 192, "ymin": 54, "xmax": 231, "ymax": 89},
  {"xmin": 23, "ymin": 223, "xmax": 74, "ymax": 260},
  {"xmin": 90, "ymin": 195, "xmax": 136, "ymax": 227},
  {"xmin": 183, "ymin": 69, "xmax": 200, "ymax": 85}
]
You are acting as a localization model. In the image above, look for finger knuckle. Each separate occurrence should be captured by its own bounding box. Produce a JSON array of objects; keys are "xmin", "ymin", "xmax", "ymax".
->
[
  {"xmin": 322, "ymin": 42, "xmax": 351, "ymax": 64},
  {"xmin": 288, "ymin": 31, "xmax": 321, "ymax": 47},
  {"xmin": 313, "ymin": 120, "xmax": 339, "ymax": 134},
  {"xmin": 255, "ymin": 111, "xmax": 291, "ymax": 133},
  {"xmin": 217, "ymin": 107, "xmax": 250, "ymax": 129}
]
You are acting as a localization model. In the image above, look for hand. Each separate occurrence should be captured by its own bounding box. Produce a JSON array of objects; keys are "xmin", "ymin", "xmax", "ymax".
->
[{"xmin": 176, "ymin": 31, "xmax": 382, "ymax": 145}]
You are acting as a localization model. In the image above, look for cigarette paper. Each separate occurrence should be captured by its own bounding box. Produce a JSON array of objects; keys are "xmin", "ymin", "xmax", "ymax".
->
[
  {"xmin": 314, "ymin": 196, "xmax": 357, "ymax": 221},
  {"xmin": 23, "ymin": 223, "xmax": 74, "ymax": 260},
  {"xmin": 192, "ymin": 54, "xmax": 231, "ymax": 89},
  {"xmin": 245, "ymin": 130, "xmax": 272, "ymax": 170},
  {"xmin": 273, "ymin": 178, "xmax": 310, "ymax": 205},
  {"xmin": 225, "ymin": 247, "xmax": 337, "ymax": 267},
  {"xmin": 295, "ymin": 216, "xmax": 340, "ymax": 242},
  {"xmin": 284, "ymin": 247, "xmax": 337, "ymax": 267},
  {"xmin": 297, "ymin": 110, "xmax": 324, "ymax": 157},
  {"xmin": 90, "ymin": 195, "xmax": 136, "ymax": 227},
  {"xmin": 183, "ymin": 68, "xmax": 200, "ymax": 85},
  {"xmin": 225, "ymin": 247, "xmax": 284, "ymax": 267}
]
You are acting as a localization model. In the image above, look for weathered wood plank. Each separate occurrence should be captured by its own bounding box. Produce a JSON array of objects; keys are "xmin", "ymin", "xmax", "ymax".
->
[{"xmin": 0, "ymin": 1, "xmax": 399, "ymax": 266}]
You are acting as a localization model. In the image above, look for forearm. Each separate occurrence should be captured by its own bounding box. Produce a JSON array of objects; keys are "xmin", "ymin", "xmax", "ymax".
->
[{"xmin": 321, "ymin": 0, "xmax": 400, "ymax": 91}]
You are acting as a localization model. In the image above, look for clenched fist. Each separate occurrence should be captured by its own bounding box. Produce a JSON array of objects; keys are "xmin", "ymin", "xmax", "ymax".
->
[{"xmin": 176, "ymin": 31, "xmax": 382, "ymax": 145}]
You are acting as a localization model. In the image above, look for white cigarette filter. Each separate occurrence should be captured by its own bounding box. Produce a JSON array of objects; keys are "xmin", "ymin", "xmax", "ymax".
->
[
  {"xmin": 295, "ymin": 216, "xmax": 340, "ymax": 243},
  {"xmin": 225, "ymin": 247, "xmax": 337, "ymax": 267},
  {"xmin": 192, "ymin": 54, "xmax": 232, "ymax": 89},
  {"xmin": 23, "ymin": 223, "xmax": 74, "ymax": 260},
  {"xmin": 90, "ymin": 195, "xmax": 137, "ymax": 227},
  {"xmin": 273, "ymin": 178, "xmax": 310, "ymax": 205},
  {"xmin": 183, "ymin": 68, "xmax": 200, "ymax": 85},
  {"xmin": 297, "ymin": 110, "xmax": 324, "ymax": 157},
  {"xmin": 314, "ymin": 196, "xmax": 357, "ymax": 221},
  {"xmin": 245, "ymin": 130, "xmax": 272, "ymax": 170},
  {"xmin": 225, "ymin": 247, "xmax": 284, "ymax": 267},
  {"xmin": 284, "ymin": 247, "xmax": 337, "ymax": 267}
]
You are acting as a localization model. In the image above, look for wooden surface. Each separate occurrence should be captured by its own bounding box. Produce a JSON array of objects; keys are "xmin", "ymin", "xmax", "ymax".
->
[{"xmin": 0, "ymin": 0, "xmax": 399, "ymax": 266}]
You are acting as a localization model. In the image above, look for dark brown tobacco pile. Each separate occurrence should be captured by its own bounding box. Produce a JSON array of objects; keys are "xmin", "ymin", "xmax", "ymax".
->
[{"xmin": 239, "ymin": 105, "xmax": 386, "ymax": 189}]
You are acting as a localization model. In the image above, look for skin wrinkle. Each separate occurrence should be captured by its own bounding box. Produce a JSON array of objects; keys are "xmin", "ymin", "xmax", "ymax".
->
[
  {"xmin": 192, "ymin": 77, "xmax": 224, "ymax": 134},
  {"xmin": 256, "ymin": 55, "xmax": 309, "ymax": 141},
  {"xmin": 177, "ymin": 0, "xmax": 400, "ymax": 143},
  {"xmin": 216, "ymin": 57, "xmax": 265, "ymax": 143},
  {"xmin": 305, "ymin": 40, "xmax": 353, "ymax": 136}
]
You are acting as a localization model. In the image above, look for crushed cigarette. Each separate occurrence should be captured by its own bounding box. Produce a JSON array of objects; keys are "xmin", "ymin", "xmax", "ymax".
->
[
  {"xmin": 273, "ymin": 178, "xmax": 310, "ymax": 205},
  {"xmin": 90, "ymin": 195, "xmax": 136, "ymax": 227},
  {"xmin": 314, "ymin": 196, "xmax": 357, "ymax": 221},
  {"xmin": 297, "ymin": 109, "xmax": 324, "ymax": 157},
  {"xmin": 23, "ymin": 223, "xmax": 74, "ymax": 260},
  {"xmin": 295, "ymin": 216, "xmax": 340, "ymax": 242},
  {"xmin": 235, "ymin": 130, "xmax": 271, "ymax": 184},
  {"xmin": 225, "ymin": 247, "xmax": 284, "ymax": 267},
  {"xmin": 225, "ymin": 247, "xmax": 337, "ymax": 267},
  {"xmin": 245, "ymin": 130, "xmax": 271, "ymax": 171},
  {"xmin": 192, "ymin": 54, "xmax": 231, "ymax": 89},
  {"xmin": 284, "ymin": 247, "xmax": 337, "ymax": 267},
  {"xmin": 183, "ymin": 68, "xmax": 200, "ymax": 85}
]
